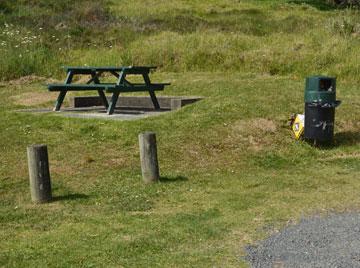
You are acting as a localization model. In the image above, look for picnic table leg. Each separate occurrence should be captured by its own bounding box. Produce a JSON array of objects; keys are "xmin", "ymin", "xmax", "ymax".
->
[
  {"xmin": 53, "ymin": 91, "xmax": 67, "ymax": 111},
  {"xmin": 97, "ymin": 90, "xmax": 109, "ymax": 109},
  {"xmin": 106, "ymin": 69, "xmax": 124, "ymax": 114},
  {"xmin": 90, "ymin": 71, "xmax": 109, "ymax": 109},
  {"xmin": 107, "ymin": 92, "xmax": 120, "ymax": 115},
  {"xmin": 53, "ymin": 71, "xmax": 73, "ymax": 111},
  {"xmin": 149, "ymin": 90, "xmax": 160, "ymax": 110},
  {"xmin": 142, "ymin": 73, "xmax": 160, "ymax": 110}
]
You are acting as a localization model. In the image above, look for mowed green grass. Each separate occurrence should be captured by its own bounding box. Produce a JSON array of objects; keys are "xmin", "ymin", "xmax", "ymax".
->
[
  {"xmin": 1, "ymin": 72, "xmax": 360, "ymax": 267},
  {"xmin": 1, "ymin": 0, "xmax": 360, "ymax": 267}
]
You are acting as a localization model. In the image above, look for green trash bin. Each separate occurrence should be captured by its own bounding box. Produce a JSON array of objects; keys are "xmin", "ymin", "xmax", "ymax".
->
[{"xmin": 304, "ymin": 76, "xmax": 341, "ymax": 143}]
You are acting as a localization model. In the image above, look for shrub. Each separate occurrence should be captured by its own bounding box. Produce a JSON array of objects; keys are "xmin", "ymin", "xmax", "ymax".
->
[
  {"xmin": 0, "ymin": 1, "xmax": 13, "ymax": 14},
  {"xmin": 328, "ymin": 0, "xmax": 360, "ymax": 7}
]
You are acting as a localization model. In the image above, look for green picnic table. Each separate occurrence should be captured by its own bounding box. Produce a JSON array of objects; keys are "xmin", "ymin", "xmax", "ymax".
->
[{"xmin": 47, "ymin": 66, "xmax": 170, "ymax": 115}]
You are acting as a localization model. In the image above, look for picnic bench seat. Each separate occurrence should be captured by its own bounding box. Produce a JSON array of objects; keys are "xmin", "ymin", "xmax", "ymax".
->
[
  {"xmin": 48, "ymin": 83, "xmax": 170, "ymax": 92},
  {"xmin": 48, "ymin": 83, "xmax": 117, "ymax": 91},
  {"xmin": 47, "ymin": 66, "xmax": 170, "ymax": 115}
]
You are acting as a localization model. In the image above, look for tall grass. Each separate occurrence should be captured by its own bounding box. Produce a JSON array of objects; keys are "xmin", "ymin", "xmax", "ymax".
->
[
  {"xmin": 0, "ymin": 1, "xmax": 360, "ymax": 81},
  {"xmin": 0, "ymin": 0, "xmax": 112, "ymax": 80},
  {"xmin": 120, "ymin": 27, "xmax": 360, "ymax": 80},
  {"xmin": 0, "ymin": 24, "xmax": 56, "ymax": 79}
]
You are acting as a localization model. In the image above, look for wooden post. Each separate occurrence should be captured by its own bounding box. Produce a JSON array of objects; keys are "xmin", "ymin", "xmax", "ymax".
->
[
  {"xmin": 27, "ymin": 145, "xmax": 52, "ymax": 203},
  {"xmin": 139, "ymin": 132, "xmax": 160, "ymax": 183}
]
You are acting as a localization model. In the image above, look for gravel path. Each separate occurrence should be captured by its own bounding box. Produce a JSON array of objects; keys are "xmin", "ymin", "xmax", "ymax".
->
[{"xmin": 245, "ymin": 213, "xmax": 360, "ymax": 267}]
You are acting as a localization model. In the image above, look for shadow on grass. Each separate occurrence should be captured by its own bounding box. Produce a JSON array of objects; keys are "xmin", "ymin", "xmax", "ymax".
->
[
  {"xmin": 306, "ymin": 131, "xmax": 360, "ymax": 149},
  {"xmin": 334, "ymin": 131, "xmax": 360, "ymax": 146},
  {"xmin": 52, "ymin": 193, "xmax": 90, "ymax": 202},
  {"xmin": 287, "ymin": 0, "xmax": 337, "ymax": 10},
  {"xmin": 160, "ymin": 175, "xmax": 188, "ymax": 183}
]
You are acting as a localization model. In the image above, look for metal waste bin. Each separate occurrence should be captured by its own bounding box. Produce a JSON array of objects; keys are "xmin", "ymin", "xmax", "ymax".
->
[{"xmin": 304, "ymin": 76, "xmax": 341, "ymax": 143}]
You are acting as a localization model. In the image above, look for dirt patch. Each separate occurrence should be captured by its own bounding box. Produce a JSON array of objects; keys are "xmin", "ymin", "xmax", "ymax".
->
[
  {"xmin": 72, "ymin": 72, "xmax": 118, "ymax": 84},
  {"xmin": 9, "ymin": 75, "xmax": 46, "ymax": 85},
  {"xmin": 7, "ymin": 75, "xmax": 61, "ymax": 86},
  {"xmin": 46, "ymin": 78, "xmax": 61, "ymax": 84},
  {"xmin": 11, "ymin": 91, "xmax": 59, "ymax": 106},
  {"xmin": 230, "ymin": 118, "xmax": 277, "ymax": 151},
  {"xmin": 104, "ymin": 157, "xmax": 128, "ymax": 168},
  {"xmin": 252, "ymin": 118, "xmax": 277, "ymax": 133},
  {"xmin": 232, "ymin": 118, "xmax": 277, "ymax": 133},
  {"xmin": 74, "ymin": 75, "xmax": 93, "ymax": 84},
  {"xmin": 50, "ymin": 160, "xmax": 77, "ymax": 176},
  {"xmin": 7, "ymin": 75, "xmax": 63, "ymax": 106},
  {"xmin": 248, "ymin": 135, "xmax": 264, "ymax": 152}
]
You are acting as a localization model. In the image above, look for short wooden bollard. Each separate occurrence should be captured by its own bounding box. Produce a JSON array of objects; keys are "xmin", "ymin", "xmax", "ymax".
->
[
  {"xmin": 138, "ymin": 132, "xmax": 160, "ymax": 183},
  {"xmin": 27, "ymin": 144, "xmax": 52, "ymax": 203}
]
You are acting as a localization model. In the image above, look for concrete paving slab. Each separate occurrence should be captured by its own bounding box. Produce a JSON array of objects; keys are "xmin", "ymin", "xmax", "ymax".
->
[
  {"xmin": 18, "ymin": 107, "xmax": 170, "ymax": 120},
  {"xmin": 18, "ymin": 96, "xmax": 203, "ymax": 121}
]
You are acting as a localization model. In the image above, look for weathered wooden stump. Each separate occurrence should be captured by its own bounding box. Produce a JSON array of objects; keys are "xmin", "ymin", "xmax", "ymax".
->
[
  {"xmin": 27, "ymin": 144, "xmax": 52, "ymax": 203},
  {"xmin": 138, "ymin": 132, "xmax": 160, "ymax": 183}
]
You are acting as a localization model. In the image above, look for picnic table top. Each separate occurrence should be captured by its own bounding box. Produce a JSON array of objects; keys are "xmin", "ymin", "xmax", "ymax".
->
[{"xmin": 64, "ymin": 66, "xmax": 157, "ymax": 73}]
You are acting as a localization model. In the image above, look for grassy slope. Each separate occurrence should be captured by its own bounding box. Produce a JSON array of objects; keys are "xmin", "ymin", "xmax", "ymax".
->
[
  {"xmin": 1, "ymin": 0, "xmax": 360, "ymax": 80},
  {"xmin": 1, "ymin": 1, "xmax": 360, "ymax": 267}
]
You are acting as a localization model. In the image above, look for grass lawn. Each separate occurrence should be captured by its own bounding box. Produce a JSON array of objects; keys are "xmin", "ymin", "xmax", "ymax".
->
[
  {"xmin": 1, "ymin": 72, "xmax": 360, "ymax": 267},
  {"xmin": 1, "ymin": 0, "xmax": 360, "ymax": 267}
]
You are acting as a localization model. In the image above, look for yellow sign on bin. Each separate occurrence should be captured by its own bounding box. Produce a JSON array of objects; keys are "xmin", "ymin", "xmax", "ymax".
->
[{"xmin": 292, "ymin": 114, "xmax": 304, "ymax": 140}]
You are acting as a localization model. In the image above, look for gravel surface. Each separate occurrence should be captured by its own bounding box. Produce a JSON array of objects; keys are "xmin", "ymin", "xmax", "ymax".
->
[{"xmin": 245, "ymin": 213, "xmax": 360, "ymax": 267}]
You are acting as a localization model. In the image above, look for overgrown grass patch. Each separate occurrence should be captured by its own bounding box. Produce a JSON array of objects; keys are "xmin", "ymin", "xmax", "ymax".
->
[{"xmin": 1, "ymin": 1, "xmax": 360, "ymax": 80}]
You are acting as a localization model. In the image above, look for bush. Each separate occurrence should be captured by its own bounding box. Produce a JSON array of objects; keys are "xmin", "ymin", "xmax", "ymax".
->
[
  {"xmin": 328, "ymin": 0, "xmax": 360, "ymax": 7},
  {"xmin": 0, "ymin": 1, "xmax": 13, "ymax": 14}
]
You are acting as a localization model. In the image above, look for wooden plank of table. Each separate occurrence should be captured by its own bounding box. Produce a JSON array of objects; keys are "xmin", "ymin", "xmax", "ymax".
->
[
  {"xmin": 106, "ymin": 84, "xmax": 166, "ymax": 93},
  {"xmin": 48, "ymin": 83, "xmax": 116, "ymax": 91},
  {"xmin": 64, "ymin": 66, "xmax": 157, "ymax": 74},
  {"xmin": 64, "ymin": 67, "xmax": 123, "ymax": 73}
]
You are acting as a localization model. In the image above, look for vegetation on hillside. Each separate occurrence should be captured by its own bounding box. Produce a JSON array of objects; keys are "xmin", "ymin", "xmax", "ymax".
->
[
  {"xmin": 329, "ymin": 0, "xmax": 360, "ymax": 7},
  {"xmin": 1, "ymin": 0, "xmax": 360, "ymax": 80}
]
